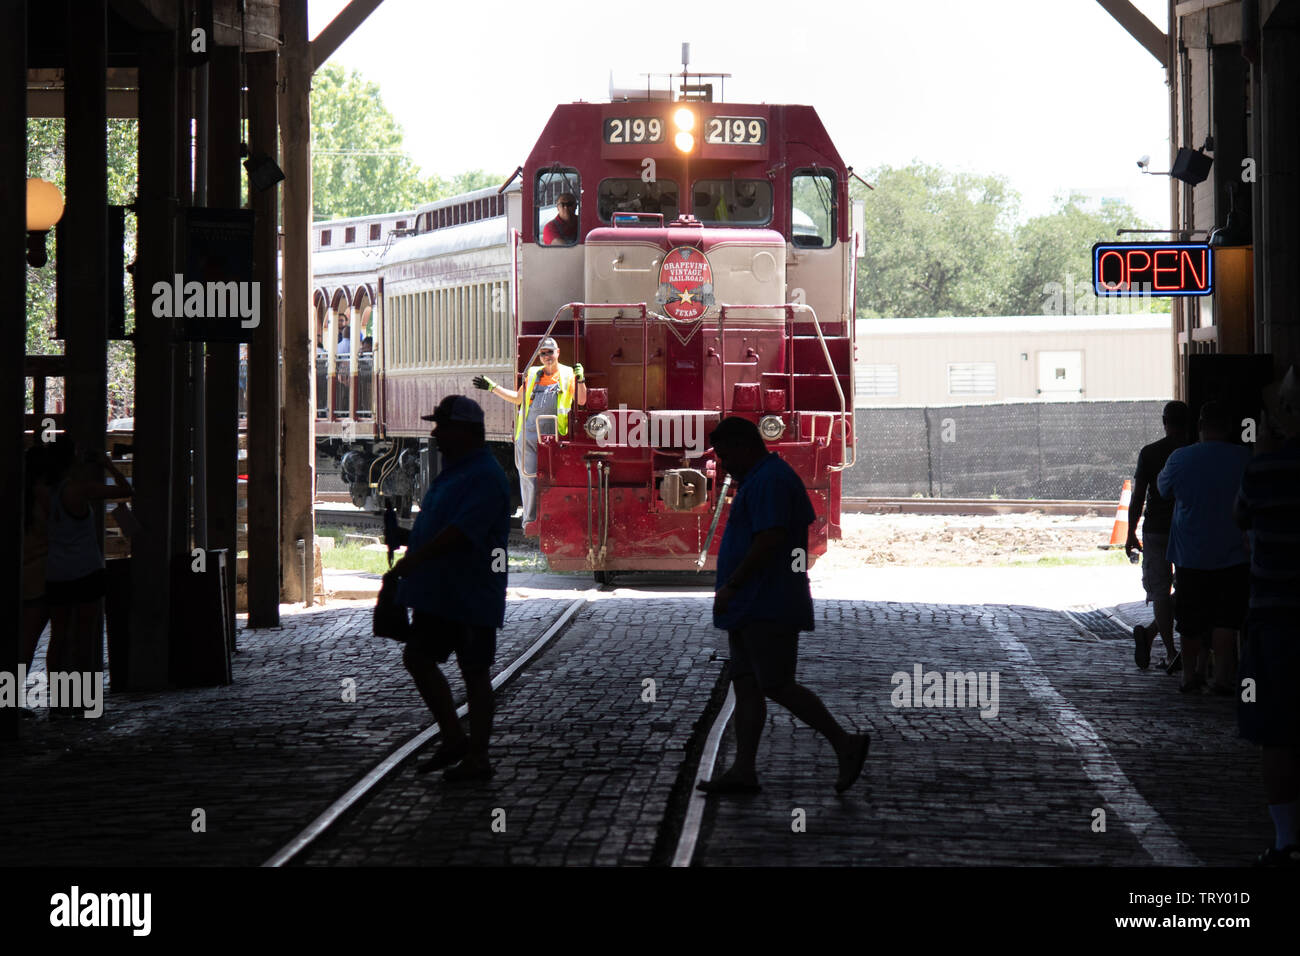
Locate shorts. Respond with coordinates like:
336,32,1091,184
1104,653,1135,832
1140,533,1173,601
409,611,497,672
727,620,799,691
45,569,106,607
1174,564,1249,637
1238,611,1300,748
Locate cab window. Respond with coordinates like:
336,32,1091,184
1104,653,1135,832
791,170,836,248
536,168,581,246
692,179,773,226
597,178,678,223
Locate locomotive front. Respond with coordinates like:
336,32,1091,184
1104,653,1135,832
514,95,858,574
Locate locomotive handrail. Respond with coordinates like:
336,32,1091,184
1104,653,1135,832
520,414,562,479
526,301,652,414
714,303,855,472
791,302,855,473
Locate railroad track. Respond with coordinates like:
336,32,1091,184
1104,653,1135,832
263,592,596,867
842,496,1112,516
317,496,1113,528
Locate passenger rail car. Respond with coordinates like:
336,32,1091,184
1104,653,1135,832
312,84,861,572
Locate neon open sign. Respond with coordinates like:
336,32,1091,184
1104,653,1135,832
1092,242,1213,297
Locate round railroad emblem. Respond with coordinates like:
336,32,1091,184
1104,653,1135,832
655,246,715,321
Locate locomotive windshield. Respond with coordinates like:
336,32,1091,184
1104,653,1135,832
536,168,581,245
597,178,679,222
692,179,773,226
791,170,837,248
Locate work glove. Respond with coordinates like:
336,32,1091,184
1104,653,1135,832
472,375,497,392
573,363,585,383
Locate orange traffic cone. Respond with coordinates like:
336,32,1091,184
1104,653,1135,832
1100,479,1133,549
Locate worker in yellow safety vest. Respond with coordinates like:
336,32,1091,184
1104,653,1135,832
474,336,586,527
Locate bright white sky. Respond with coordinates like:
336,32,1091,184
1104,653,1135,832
309,0,1173,226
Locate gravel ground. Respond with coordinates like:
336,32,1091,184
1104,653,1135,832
820,512,1123,568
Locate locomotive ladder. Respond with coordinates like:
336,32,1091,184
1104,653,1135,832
716,303,855,472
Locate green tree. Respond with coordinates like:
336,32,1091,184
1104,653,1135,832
854,162,1018,318
26,118,138,418
311,64,505,219
1008,193,1167,315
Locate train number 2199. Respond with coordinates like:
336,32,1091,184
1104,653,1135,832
705,117,767,145
604,117,664,144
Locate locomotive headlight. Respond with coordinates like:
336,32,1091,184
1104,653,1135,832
673,107,695,132
674,131,695,153
585,413,613,444
758,415,785,441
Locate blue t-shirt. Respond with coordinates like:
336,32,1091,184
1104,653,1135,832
1234,439,1300,611
1156,440,1251,570
713,453,816,632
397,446,511,628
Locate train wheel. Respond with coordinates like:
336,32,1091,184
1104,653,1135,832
594,570,615,586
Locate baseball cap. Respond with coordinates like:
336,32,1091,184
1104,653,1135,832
538,336,559,352
420,394,485,424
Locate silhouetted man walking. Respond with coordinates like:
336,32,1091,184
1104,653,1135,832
1127,400,1190,671
387,395,510,781
698,416,870,795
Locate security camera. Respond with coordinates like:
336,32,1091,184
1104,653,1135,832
1137,155,1150,169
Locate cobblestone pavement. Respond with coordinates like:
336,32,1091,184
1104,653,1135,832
694,599,1272,866
1,574,1272,867
0,596,570,867
299,592,725,866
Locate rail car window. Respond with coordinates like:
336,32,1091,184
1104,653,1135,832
692,179,772,226
791,171,836,248
597,178,678,223
536,168,581,246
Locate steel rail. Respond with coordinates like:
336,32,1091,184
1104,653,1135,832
671,686,735,867
263,593,593,867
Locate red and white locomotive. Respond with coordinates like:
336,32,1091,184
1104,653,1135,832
312,75,860,575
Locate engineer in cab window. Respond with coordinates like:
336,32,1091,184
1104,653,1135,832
543,192,579,245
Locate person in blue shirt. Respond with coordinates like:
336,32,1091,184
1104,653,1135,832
1234,366,1300,866
386,395,511,781
1157,401,1252,694
697,416,870,795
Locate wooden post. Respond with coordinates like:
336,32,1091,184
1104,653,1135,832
1,0,25,741
1257,14,1300,375
205,43,241,641
280,0,314,605
62,0,109,674
129,28,179,689
245,51,281,626
170,18,193,561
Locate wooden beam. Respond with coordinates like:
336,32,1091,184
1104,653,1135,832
205,43,241,644
62,0,109,675
1097,0,1170,68
245,50,281,626
2,0,26,741
1256,17,1300,373
169,19,193,564
280,0,314,604
128,27,178,690
310,0,385,72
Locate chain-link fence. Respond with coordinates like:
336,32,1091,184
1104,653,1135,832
847,400,1167,500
